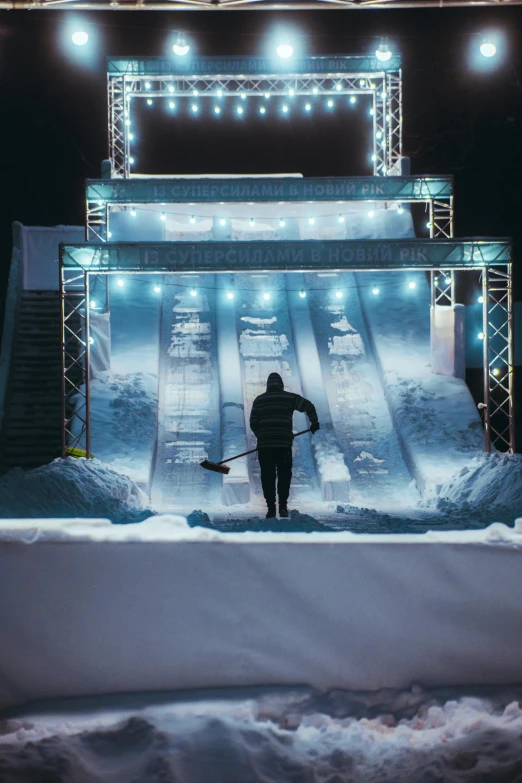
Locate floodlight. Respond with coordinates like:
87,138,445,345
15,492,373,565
375,42,392,62
372,287,380,295
299,291,306,298
263,292,271,301
480,40,496,58
154,285,162,293
72,31,89,46
277,43,293,59
172,33,190,57
116,278,124,287
408,281,416,290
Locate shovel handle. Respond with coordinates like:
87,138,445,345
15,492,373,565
219,428,311,465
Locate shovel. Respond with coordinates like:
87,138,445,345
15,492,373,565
200,429,311,475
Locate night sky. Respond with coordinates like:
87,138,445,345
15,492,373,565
0,8,521,305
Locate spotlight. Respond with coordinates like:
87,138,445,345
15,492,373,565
305,103,311,112
191,104,198,113
161,212,167,221
193,89,199,96
172,33,190,57
189,216,196,224
279,219,286,228
168,85,174,93
241,93,247,100
289,88,295,96
408,281,416,290
372,287,380,295
263,292,271,301
89,300,96,309
478,332,485,340
312,86,319,94
371,154,377,162
299,290,306,298
376,131,382,139
260,106,266,114
130,209,137,217
154,285,162,293
71,30,89,46
478,295,484,304
226,291,234,300
327,99,334,108
480,40,497,58
190,289,198,297
338,215,345,223
264,92,270,99
217,89,223,98
282,104,289,113
308,217,315,225
335,83,342,91
276,43,293,59
145,81,151,89
116,278,124,287
370,108,375,116
249,218,256,227
169,101,175,109
128,133,134,140
214,106,221,114
237,106,244,115
129,157,135,165
375,42,393,62
492,367,500,376
397,205,404,215
108,232,112,239
368,210,375,218
88,336,94,345
335,290,343,299
146,99,153,106
350,96,357,104
219,218,226,226
444,277,452,286
426,221,432,229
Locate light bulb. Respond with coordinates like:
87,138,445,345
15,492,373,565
161,213,166,221
89,300,96,309
335,291,343,299
279,219,286,228
276,43,293,59
263,292,271,301
492,367,500,376
327,99,334,108
145,82,151,90
191,104,198,113
168,85,174,93
146,99,153,106
190,289,197,297
308,217,315,225
282,104,289,113
478,295,484,304
237,106,244,115
217,89,223,98
189,216,196,224
372,287,380,295
408,281,416,290
338,215,345,223
305,103,311,112
260,106,266,114
335,83,342,91
130,209,137,217
116,279,124,288
154,285,162,293
172,34,190,57
478,332,485,340
480,41,496,58
313,86,319,94
226,291,234,300
169,101,175,109
350,96,357,104
72,31,89,46
129,157,135,165
299,290,306,298
214,106,221,114
375,42,393,62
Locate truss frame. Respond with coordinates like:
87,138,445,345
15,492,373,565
61,237,513,458
108,57,402,179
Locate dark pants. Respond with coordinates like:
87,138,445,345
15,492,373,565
258,447,293,508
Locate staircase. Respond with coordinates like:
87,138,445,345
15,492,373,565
0,291,63,472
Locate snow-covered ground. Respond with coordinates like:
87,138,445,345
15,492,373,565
2,687,522,782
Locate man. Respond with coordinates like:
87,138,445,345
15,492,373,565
250,372,320,519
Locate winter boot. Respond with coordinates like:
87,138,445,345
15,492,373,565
266,506,277,519
279,504,289,518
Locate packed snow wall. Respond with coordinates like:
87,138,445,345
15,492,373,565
1,519,522,710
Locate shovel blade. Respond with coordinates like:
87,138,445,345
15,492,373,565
200,459,230,475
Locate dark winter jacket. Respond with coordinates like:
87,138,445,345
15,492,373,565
250,373,318,449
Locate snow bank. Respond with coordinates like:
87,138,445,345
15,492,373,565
424,452,522,524
2,688,522,782
0,458,153,525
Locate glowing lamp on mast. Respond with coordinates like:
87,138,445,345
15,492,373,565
172,33,190,57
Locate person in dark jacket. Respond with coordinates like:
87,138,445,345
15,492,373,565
250,372,320,519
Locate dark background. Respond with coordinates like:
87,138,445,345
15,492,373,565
0,6,520,443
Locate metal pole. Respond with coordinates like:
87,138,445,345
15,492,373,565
60,266,67,458
85,272,91,459
482,267,490,452
507,262,515,453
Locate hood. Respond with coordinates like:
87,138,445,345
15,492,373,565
266,372,284,391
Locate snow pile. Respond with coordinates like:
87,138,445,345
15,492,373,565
187,508,330,532
0,458,153,525
424,452,522,525
2,689,522,782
